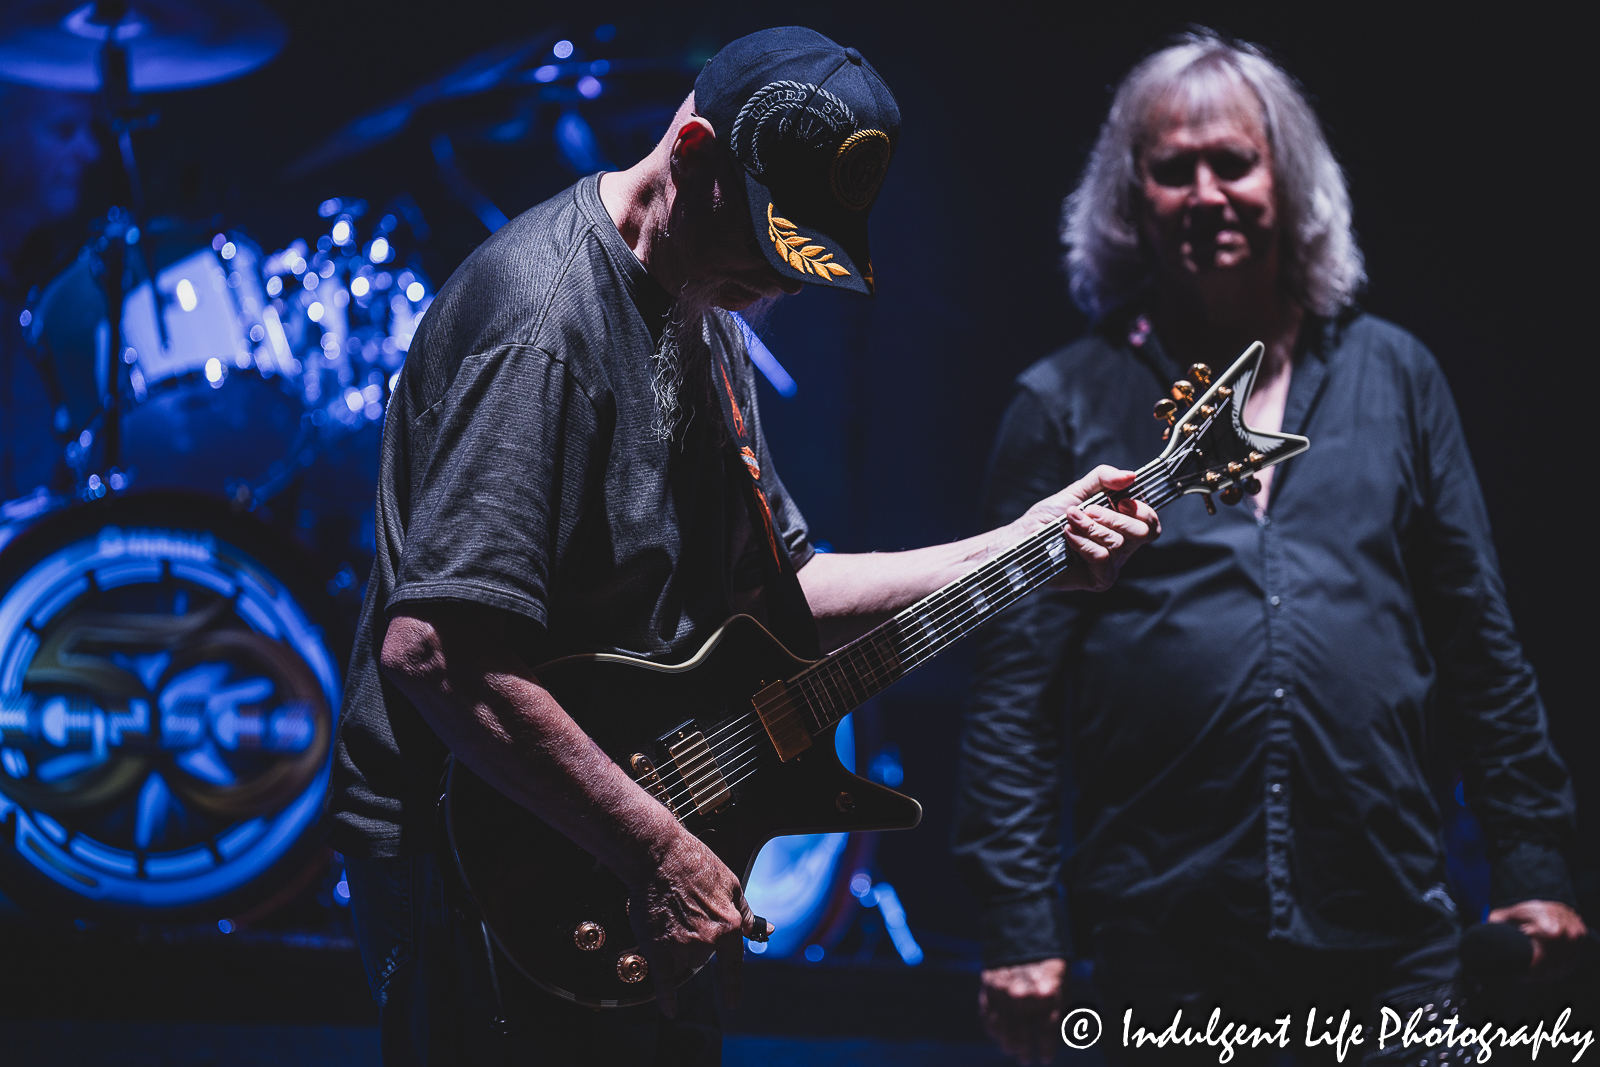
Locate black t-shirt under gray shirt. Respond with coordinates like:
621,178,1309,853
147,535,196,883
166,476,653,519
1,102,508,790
329,176,814,857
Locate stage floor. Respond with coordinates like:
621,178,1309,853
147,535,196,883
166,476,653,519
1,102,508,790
0,1022,1022,1066
0,919,1065,1066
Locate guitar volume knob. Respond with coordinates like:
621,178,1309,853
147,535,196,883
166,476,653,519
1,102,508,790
574,921,605,951
617,953,649,984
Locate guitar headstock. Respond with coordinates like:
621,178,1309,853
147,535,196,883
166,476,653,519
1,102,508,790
1131,342,1310,514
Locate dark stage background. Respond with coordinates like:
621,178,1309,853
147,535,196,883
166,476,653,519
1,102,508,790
2,0,1593,1058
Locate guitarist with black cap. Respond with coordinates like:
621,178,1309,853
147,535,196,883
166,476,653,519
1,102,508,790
329,27,1160,1066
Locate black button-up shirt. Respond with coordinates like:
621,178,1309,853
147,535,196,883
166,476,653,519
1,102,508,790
953,310,1576,967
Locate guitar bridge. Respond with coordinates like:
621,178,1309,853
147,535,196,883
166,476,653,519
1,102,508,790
667,730,730,814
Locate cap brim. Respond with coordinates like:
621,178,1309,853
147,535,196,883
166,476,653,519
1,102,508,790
743,171,875,296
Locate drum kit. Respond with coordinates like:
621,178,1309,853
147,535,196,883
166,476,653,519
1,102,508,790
0,0,434,923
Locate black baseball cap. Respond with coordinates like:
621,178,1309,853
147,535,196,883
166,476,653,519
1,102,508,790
695,27,899,296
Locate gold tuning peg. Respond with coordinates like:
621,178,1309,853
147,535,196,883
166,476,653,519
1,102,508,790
1153,398,1177,424
1188,363,1213,386
1170,380,1195,403
1220,484,1244,506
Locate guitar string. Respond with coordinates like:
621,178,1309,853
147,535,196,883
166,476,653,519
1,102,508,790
654,475,1202,813
650,411,1243,811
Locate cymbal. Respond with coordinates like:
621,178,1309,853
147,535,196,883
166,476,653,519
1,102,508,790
0,0,287,92
287,32,561,176
286,28,695,176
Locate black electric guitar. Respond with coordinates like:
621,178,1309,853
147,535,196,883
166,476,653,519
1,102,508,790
445,341,1309,1007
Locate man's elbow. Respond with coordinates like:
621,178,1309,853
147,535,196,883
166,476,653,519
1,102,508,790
379,613,446,689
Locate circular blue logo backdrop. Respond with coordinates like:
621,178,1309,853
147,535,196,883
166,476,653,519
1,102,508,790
0,523,339,912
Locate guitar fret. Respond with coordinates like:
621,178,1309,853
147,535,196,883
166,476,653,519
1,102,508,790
867,631,901,687
808,670,836,725
834,654,865,707
821,665,847,716
850,647,876,700
806,675,832,735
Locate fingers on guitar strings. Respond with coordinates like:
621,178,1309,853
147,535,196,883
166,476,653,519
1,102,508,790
1066,514,1118,557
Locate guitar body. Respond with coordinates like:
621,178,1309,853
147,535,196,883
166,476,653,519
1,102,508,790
444,614,922,1007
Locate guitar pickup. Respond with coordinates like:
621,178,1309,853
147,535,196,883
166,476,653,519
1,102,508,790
667,730,731,815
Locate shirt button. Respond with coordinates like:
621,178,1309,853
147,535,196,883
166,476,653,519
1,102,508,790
1270,782,1283,795
1273,688,1285,700
1269,595,1281,607
1257,514,1271,528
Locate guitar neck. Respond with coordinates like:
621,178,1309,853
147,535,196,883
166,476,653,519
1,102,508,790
785,458,1167,733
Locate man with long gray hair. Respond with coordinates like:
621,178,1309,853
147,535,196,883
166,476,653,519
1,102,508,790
955,30,1584,1065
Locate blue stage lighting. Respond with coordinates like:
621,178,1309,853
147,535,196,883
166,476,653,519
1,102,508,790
869,883,923,966
733,315,797,397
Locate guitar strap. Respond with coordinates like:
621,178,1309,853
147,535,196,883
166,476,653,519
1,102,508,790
708,325,820,660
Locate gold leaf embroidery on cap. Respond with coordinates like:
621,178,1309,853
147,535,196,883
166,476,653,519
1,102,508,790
830,129,892,211
767,204,851,279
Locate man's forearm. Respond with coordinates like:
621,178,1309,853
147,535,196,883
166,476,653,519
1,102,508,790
796,467,1157,649
380,610,680,886
797,537,991,642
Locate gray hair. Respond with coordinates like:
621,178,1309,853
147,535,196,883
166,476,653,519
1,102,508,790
1062,30,1364,319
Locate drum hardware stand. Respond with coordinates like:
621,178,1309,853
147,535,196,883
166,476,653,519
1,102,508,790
87,0,166,485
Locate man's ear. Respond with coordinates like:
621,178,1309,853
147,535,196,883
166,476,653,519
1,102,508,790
670,116,719,182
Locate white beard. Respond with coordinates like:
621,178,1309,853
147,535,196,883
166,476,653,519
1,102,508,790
648,310,698,442
649,281,720,443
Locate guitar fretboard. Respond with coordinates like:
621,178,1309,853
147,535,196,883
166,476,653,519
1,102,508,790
783,459,1164,734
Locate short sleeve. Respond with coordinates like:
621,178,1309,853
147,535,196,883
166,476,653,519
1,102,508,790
390,344,598,630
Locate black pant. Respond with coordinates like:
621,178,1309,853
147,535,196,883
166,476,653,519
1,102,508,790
346,852,721,1067
1093,920,1463,1067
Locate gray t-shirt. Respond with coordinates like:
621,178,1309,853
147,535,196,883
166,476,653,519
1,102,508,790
329,176,814,856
